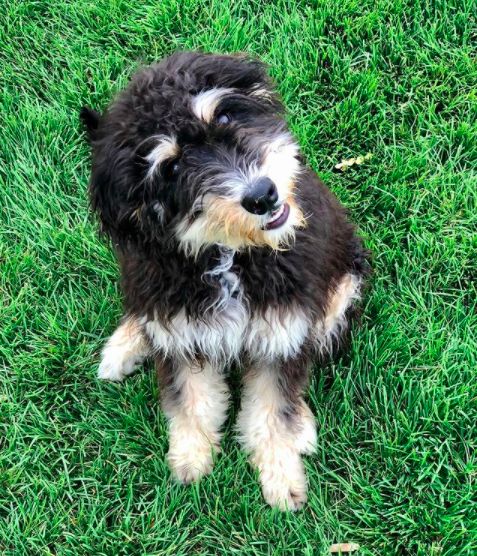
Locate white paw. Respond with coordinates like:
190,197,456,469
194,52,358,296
96,319,149,381
295,403,317,455
97,351,139,382
254,450,308,511
168,429,217,484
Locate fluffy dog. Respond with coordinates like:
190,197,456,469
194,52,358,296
80,51,369,510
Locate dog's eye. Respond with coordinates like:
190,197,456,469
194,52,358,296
162,158,180,180
216,112,231,125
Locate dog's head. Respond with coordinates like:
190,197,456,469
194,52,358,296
81,52,305,254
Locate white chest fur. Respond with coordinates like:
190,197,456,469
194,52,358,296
144,302,310,364
143,248,361,364
144,303,248,364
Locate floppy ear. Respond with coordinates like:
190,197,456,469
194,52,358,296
89,137,142,244
81,103,153,245
79,106,121,238
80,106,101,142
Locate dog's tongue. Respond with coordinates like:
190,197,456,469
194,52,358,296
264,203,290,230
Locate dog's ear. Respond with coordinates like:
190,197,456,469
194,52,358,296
89,138,141,244
80,107,101,142
82,101,146,245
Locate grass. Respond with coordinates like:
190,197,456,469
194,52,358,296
1,0,476,554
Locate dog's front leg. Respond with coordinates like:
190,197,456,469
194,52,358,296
158,359,230,484
237,363,317,511
98,316,150,381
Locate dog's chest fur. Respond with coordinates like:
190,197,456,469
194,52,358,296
142,246,360,363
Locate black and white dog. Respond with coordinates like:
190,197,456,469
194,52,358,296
81,52,369,510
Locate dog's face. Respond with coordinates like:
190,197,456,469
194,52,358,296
83,52,305,253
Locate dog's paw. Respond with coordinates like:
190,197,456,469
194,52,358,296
254,450,308,511
295,402,317,455
97,359,127,381
97,351,138,382
96,319,148,382
260,463,308,511
168,432,216,484
169,454,214,484
262,483,308,511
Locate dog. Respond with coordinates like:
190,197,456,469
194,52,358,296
80,51,369,510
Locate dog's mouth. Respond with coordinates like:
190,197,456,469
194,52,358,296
262,203,290,230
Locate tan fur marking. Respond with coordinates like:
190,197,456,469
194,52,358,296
312,273,361,352
192,88,234,123
324,274,360,332
146,136,180,179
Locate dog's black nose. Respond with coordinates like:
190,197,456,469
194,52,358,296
241,177,279,215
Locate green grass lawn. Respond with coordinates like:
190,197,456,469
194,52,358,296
1,0,476,554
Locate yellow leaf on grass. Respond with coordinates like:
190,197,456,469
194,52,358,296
329,542,360,553
335,153,372,171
